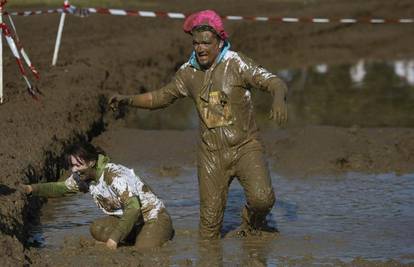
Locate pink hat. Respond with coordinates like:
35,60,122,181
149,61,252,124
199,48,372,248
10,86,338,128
183,10,228,40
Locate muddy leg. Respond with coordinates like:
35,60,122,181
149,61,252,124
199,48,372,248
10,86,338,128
89,216,120,242
134,209,174,250
236,148,275,232
198,149,231,239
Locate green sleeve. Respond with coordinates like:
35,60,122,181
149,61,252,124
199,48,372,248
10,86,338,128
31,182,77,198
109,196,142,243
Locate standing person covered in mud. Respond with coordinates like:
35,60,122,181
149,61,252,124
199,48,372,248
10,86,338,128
109,10,288,239
23,142,174,250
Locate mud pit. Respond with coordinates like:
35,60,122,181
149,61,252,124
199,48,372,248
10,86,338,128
1,0,414,266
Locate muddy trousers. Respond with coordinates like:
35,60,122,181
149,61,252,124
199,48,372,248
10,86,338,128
198,139,275,239
89,209,174,249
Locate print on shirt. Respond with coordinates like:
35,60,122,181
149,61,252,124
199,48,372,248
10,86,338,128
201,90,234,128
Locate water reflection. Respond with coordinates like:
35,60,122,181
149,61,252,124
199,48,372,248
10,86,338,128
394,60,414,85
350,60,366,85
125,59,414,129
314,64,328,74
282,59,414,127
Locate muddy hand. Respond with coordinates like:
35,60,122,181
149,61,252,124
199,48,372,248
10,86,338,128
19,184,33,194
106,238,117,250
108,94,130,112
270,98,288,126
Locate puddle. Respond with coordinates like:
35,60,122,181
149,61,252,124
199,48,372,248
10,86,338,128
125,59,414,130
28,168,414,264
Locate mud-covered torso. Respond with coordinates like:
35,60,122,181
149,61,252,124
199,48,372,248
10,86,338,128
181,51,262,150
151,49,283,150
65,163,164,221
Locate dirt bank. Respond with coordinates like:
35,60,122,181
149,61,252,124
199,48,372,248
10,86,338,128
0,0,413,265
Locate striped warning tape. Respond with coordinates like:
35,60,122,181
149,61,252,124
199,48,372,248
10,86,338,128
1,22,39,98
5,9,62,16
5,7,414,24
7,14,40,80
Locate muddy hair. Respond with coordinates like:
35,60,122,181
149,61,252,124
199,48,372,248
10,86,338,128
191,25,221,40
65,142,105,167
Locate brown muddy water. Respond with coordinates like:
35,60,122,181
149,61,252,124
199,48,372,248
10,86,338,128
28,60,414,265
29,168,414,264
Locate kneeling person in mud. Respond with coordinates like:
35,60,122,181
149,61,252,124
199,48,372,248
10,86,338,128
23,142,173,250
110,10,288,239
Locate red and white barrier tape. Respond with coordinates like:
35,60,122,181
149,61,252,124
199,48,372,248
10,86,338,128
7,14,40,80
1,23,39,98
5,7,414,24
5,9,62,16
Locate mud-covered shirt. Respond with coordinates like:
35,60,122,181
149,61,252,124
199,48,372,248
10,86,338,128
147,50,287,150
83,162,164,220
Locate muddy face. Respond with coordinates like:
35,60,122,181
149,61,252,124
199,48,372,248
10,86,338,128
70,155,89,173
192,31,222,70
70,163,95,193
70,155,96,182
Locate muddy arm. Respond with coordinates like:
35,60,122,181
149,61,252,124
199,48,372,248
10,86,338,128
238,53,288,95
110,69,188,110
147,69,189,109
108,196,142,243
239,53,288,124
125,85,184,110
266,78,288,124
128,92,154,109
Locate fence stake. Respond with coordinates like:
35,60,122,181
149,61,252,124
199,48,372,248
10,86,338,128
52,0,68,66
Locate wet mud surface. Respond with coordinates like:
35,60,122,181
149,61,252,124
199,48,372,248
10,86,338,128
26,127,414,266
0,0,414,265
29,162,414,265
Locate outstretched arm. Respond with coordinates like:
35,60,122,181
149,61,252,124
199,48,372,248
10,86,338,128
109,69,189,111
108,92,154,110
29,182,74,197
25,172,80,198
